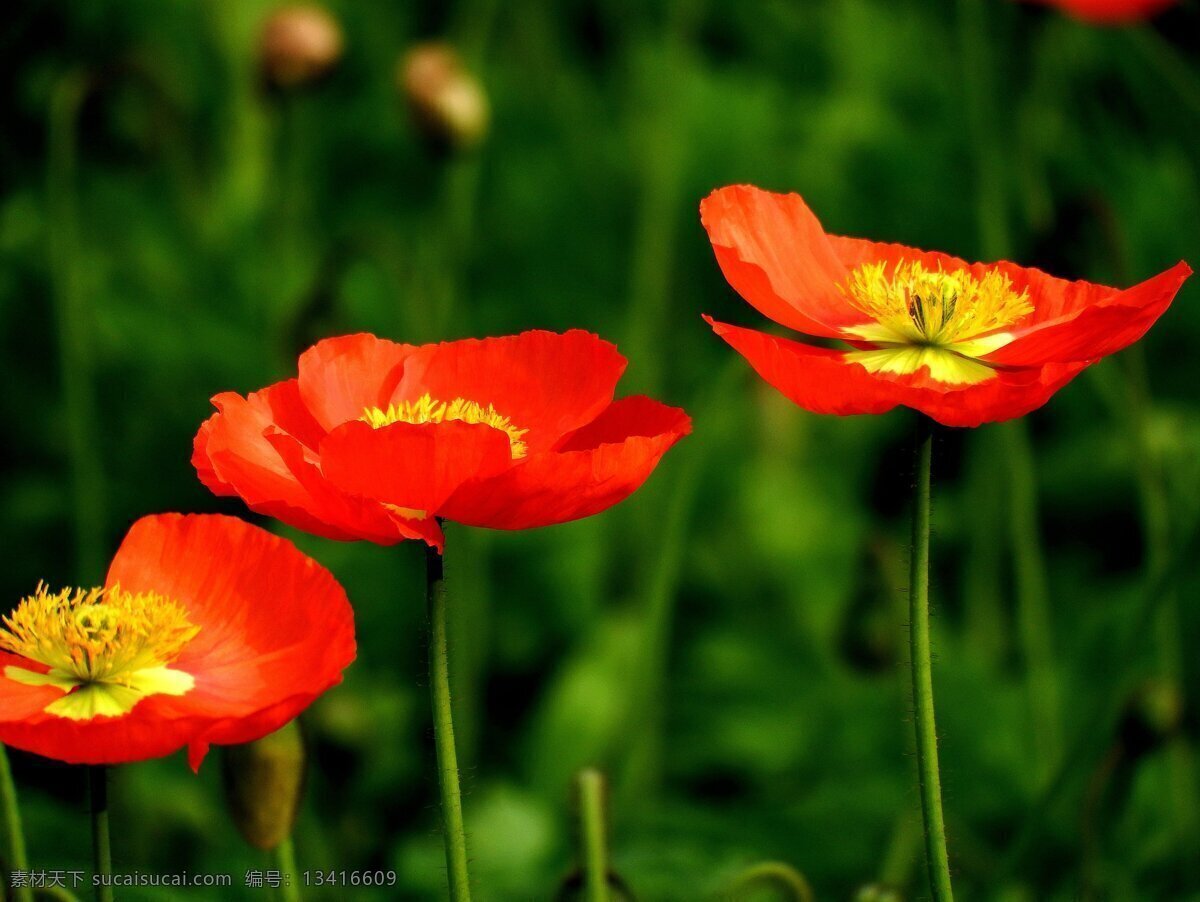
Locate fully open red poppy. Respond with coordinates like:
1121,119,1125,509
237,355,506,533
0,514,354,769
701,185,1190,427
194,330,691,551
1025,0,1175,23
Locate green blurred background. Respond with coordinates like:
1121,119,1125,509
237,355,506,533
2,0,1199,898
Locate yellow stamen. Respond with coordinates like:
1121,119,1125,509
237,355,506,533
839,261,1032,385
1,583,198,720
361,393,528,459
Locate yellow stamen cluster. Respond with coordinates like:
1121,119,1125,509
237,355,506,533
361,393,529,459
842,261,1032,347
1,584,198,686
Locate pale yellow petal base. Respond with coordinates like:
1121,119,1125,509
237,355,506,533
6,664,194,721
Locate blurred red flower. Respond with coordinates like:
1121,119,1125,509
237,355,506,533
194,330,690,550
702,185,1190,427
0,514,354,769
1027,0,1176,23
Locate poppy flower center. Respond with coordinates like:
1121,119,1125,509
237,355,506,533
839,261,1033,385
361,393,529,459
1,584,199,721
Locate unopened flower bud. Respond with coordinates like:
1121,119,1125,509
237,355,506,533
1118,678,1184,760
855,883,904,902
222,720,306,850
398,43,489,154
259,5,343,92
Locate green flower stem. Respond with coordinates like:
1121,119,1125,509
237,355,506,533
0,744,33,902
909,418,954,902
273,837,301,902
88,766,113,902
425,541,472,902
576,769,609,902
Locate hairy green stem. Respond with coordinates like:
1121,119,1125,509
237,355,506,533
909,419,954,902
0,745,33,902
576,769,609,902
425,542,472,902
89,766,113,902
274,836,301,902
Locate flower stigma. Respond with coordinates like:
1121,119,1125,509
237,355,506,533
1,584,199,720
840,261,1033,384
361,393,529,459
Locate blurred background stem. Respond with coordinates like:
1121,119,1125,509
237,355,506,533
425,542,472,902
908,418,954,902
723,862,814,902
0,745,32,902
1116,346,1199,866
48,70,107,584
576,768,609,902
89,766,112,902
956,0,1063,779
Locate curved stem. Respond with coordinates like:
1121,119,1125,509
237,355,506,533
425,541,472,902
724,862,814,902
909,419,954,902
0,744,33,902
88,766,113,902
273,836,301,902
576,769,609,902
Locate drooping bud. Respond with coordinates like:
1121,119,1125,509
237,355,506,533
854,884,904,902
222,720,306,850
397,43,489,154
259,5,344,92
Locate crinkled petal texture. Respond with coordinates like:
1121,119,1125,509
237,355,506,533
1029,0,1175,24
702,185,1191,427
0,514,355,768
193,331,691,548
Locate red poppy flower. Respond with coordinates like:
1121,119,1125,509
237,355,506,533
1025,0,1175,23
701,185,1190,428
0,514,354,770
193,330,691,551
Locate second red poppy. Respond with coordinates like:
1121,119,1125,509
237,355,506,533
701,185,1189,427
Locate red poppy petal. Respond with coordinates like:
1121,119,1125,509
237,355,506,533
1030,0,1175,23
391,330,628,454
320,420,514,514
440,398,690,529
0,654,64,722
0,697,214,766
701,186,870,339
826,235,973,274
192,387,345,540
298,333,415,431
264,431,445,548
985,262,1191,366
706,317,1090,428
108,514,354,671
555,395,692,451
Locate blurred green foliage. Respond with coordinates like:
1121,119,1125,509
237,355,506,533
2,0,1199,899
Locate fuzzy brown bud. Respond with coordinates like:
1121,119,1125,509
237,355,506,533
259,5,343,91
398,43,489,154
222,721,306,850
